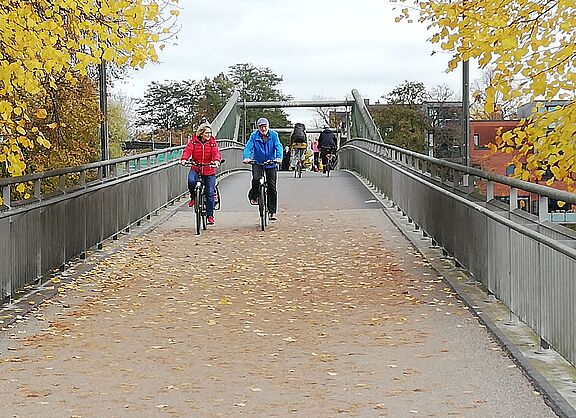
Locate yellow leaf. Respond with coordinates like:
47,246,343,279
36,108,48,119
218,297,232,305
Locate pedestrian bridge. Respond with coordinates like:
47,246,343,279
1,91,575,416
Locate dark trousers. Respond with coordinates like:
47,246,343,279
249,165,278,214
188,171,216,217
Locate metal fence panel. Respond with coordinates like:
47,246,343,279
540,247,576,366
0,218,10,299
510,230,540,331
102,185,119,241
117,182,130,231
466,210,489,281
65,196,86,259
41,202,66,274
12,212,40,291
85,190,103,248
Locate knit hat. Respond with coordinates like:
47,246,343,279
196,122,212,136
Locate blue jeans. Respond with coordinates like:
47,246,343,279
290,148,306,168
187,171,216,217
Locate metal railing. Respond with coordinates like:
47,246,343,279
340,137,576,367
350,89,383,142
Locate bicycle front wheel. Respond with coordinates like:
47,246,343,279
201,199,207,230
195,187,202,235
259,184,267,231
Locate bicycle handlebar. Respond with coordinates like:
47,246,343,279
182,158,225,167
244,159,279,166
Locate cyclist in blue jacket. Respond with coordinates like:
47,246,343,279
242,117,283,221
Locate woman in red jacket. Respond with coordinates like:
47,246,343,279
179,122,222,225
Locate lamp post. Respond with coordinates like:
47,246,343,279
462,60,470,167
98,59,109,176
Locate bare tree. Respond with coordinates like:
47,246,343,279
470,67,521,120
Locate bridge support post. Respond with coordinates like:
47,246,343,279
484,290,497,303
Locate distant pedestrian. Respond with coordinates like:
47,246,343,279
312,139,319,172
281,145,290,171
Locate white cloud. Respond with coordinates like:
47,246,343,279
114,0,481,124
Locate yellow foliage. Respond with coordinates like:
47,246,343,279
398,0,576,189
0,0,180,178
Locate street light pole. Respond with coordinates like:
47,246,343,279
462,60,470,167
99,59,109,176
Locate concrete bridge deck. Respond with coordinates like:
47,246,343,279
0,170,563,417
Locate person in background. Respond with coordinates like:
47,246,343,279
242,117,283,221
311,138,320,172
281,145,291,171
179,122,221,225
290,122,307,170
318,126,337,174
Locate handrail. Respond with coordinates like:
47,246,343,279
346,137,576,205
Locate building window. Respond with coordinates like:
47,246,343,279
505,164,515,176
473,133,479,147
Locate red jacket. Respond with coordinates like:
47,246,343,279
181,135,222,176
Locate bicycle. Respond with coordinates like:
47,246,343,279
247,159,276,231
292,146,306,179
324,150,338,178
183,159,224,235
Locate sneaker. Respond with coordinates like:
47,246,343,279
249,199,258,205
188,199,195,207
269,213,277,221
207,216,215,225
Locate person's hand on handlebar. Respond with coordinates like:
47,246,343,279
242,158,252,164
179,159,188,166
212,160,220,168
274,158,282,164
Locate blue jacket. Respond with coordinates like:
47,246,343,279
243,129,283,168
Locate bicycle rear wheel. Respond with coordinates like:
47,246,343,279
195,187,202,235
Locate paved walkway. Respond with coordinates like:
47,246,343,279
0,171,559,417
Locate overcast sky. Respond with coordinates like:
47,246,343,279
115,0,480,124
